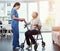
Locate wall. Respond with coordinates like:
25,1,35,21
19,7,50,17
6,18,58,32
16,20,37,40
54,0,60,26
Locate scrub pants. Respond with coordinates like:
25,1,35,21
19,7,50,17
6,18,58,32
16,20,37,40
12,25,19,48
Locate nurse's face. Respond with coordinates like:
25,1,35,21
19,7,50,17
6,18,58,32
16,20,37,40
16,5,20,10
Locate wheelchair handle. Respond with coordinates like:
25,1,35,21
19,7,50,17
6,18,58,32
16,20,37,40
24,24,29,30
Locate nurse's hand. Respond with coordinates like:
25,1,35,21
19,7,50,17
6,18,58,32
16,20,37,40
19,18,27,24
19,18,25,21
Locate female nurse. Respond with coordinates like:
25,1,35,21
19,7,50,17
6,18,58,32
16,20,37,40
11,2,26,49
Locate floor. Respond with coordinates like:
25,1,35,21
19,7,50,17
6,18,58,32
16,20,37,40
0,32,60,51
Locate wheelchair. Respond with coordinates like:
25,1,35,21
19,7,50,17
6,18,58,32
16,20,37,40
20,24,45,51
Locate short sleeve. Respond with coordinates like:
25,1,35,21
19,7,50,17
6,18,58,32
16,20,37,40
11,9,16,15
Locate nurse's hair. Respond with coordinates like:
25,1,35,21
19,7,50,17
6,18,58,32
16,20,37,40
13,2,20,8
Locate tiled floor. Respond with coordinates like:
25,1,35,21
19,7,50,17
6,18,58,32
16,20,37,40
0,32,60,51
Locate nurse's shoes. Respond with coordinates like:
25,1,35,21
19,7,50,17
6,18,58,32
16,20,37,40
13,47,20,49
16,47,20,49
18,45,21,47
13,45,21,49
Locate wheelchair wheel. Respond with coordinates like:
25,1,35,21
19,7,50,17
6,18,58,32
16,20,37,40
42,41,45,48
34,43,38,51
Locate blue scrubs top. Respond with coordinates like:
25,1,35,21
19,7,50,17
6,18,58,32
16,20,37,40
11,9,19,27
11,9,19,48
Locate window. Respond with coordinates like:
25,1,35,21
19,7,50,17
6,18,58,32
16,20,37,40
39,1,49,24
18,3,27,32
39,1,55,31
6,2,14,20
28,2,38,22
0,3,5,16
0,1,55,32
39,1,49,30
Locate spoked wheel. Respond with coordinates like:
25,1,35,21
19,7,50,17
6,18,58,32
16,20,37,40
42,41,45,48
34,43,38,51
20,43,24,49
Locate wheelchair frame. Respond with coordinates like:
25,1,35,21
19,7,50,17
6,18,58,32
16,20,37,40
20,24,45,51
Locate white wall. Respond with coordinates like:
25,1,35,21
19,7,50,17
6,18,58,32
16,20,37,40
54,0,60,26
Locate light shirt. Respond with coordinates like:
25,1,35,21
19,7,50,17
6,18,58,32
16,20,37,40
30,17,41,30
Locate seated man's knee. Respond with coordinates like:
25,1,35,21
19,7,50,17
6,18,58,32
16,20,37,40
25,31,28,36
25,31,31,36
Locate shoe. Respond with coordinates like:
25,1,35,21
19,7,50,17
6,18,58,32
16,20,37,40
26,45,31,49
15,47,20,49
13,46,20,50
18,45,21,47
13,47,20,49
34,43,38,51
